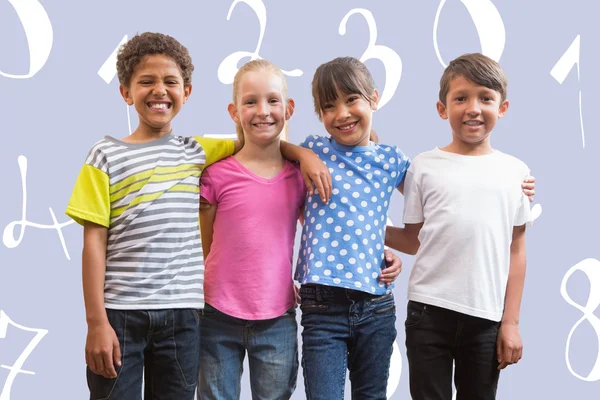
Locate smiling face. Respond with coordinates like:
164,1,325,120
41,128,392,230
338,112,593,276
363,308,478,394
120,54,191,138
320,89,378,147
437,75,508,149
228,69,292,146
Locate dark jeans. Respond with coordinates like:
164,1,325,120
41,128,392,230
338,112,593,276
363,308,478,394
197,303,298,400
87,308,201,400
405,301,501,400
300,284,397,400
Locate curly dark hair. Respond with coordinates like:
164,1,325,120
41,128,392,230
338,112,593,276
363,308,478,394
116,32,194,87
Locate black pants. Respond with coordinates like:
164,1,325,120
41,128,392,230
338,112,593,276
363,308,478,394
405,301,501,400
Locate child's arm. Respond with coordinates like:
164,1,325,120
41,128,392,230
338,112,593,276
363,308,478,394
280,141,332,204
199,197,217,258
497,224,527,370
82,222,121,379
385,223,422,255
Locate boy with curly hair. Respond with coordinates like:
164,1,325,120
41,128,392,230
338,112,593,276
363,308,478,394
65,32,236,399
66,31,332,399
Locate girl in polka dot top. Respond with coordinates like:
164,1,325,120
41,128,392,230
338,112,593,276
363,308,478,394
295,56,410,399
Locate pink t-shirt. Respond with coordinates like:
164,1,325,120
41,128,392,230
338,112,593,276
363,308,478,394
201,156,306,320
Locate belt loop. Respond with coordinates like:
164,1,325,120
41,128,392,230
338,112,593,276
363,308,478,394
316,285,323,302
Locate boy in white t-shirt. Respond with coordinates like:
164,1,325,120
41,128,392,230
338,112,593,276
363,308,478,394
386,53,530,400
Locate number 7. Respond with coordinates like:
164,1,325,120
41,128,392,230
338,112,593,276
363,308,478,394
0,310,48,400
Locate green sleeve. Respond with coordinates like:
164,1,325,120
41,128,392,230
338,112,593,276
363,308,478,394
65,164,111,227
193,136,235,169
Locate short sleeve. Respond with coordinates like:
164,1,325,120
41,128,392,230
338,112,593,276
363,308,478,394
402,166,424,224
200,166,218,205
65,164,111,227
393,146,411,189
300,135,319,150
193,136,235,168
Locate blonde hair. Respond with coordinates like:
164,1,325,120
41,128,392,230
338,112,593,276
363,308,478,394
231,59,290,146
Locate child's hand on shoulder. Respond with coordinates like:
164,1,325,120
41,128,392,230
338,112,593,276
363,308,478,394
298,148,332,204
380,249,403,285
496,321,523,370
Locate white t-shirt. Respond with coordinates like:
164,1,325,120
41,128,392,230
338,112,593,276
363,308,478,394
403,147,530,322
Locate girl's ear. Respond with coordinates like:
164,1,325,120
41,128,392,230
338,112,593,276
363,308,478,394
371,89,380,111
285,98,295,120
227,102,240,123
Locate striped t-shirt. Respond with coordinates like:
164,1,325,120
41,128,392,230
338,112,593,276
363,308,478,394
66,133,234,310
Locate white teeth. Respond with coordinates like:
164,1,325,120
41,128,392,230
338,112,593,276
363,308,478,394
339,122,357,130
150,103,168,109
464,121,482,126
254,123,273,127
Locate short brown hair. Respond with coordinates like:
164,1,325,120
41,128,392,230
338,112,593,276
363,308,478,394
116,32,194,88
231,59,289,145
312,57,377,118
439,53,507,105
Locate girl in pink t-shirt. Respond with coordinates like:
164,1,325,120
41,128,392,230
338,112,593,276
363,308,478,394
197,59,306,399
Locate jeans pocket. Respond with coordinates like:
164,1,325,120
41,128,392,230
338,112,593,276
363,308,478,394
491,321,501,334
192,309,201,324
371,294,396,315
373,304,396,315
405,301,424,328
172,310,200,389
370,293,393,304
284,306,297,316
87,367,123,400
202,303,217,316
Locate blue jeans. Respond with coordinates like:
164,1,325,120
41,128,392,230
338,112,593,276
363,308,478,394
299,284,397,400
197,303,298,400
87,308,201,400
405,301,501,400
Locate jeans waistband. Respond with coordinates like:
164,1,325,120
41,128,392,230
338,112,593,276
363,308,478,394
300,284,390,302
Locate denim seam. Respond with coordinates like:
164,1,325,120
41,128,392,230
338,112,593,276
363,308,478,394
301,348,314,400
340,348,347,399
172,309,196,388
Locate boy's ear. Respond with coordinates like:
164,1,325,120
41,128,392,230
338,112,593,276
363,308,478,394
498,100,509,118
436,101,448,119
227,102,240,123
183,84,192,104
371,89,380,110
120,85,134,106
285,98,295,120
